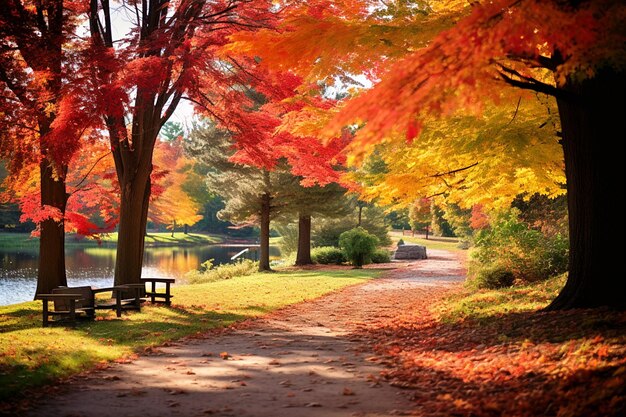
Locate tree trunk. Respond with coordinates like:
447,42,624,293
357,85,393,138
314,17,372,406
114,175,151,286
548,69,625,309
357,205,363,227
184,224,188,234
35,158,68,296
295,213,312,265
171,220,176,237
258,192,272,272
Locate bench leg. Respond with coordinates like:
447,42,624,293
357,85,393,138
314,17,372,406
165,282,171,306
42,300,49,328
116,296,122,317
69,299,77,326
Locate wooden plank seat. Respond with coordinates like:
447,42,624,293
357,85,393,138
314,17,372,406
141,278,175,305
36,285,129,327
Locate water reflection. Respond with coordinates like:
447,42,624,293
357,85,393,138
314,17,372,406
0,244,279,306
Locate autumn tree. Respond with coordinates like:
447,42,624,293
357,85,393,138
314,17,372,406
149,139,202,235
409,198,432,238
87,0,277,285
0,0,100,294
235,0,625,309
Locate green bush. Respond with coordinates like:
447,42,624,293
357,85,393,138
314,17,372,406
312,207,391,247
186,259,258,283
473,266,515,289
397,238,405,246
339,227,379,268
371,249,391,263
311,246,346,264
470,209,568,283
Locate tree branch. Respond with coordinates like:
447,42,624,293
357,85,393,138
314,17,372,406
496,63,577,101
429,162,479,178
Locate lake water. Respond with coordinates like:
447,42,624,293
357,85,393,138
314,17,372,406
0,244,280,306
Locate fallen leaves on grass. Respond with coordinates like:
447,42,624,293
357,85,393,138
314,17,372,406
355,287,626,417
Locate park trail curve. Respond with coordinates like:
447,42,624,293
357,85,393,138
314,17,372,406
27,249,465,417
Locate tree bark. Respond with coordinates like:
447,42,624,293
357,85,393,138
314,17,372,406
258,192,272,272
113,174,151,286
548,69,625,309
36,158,68,295
295,213,313,265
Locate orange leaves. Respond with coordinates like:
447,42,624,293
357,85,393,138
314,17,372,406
357,289,626,417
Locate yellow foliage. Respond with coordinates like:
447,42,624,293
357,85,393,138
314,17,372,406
347,94,565,210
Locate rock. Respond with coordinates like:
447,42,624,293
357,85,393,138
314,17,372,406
393,244,427,260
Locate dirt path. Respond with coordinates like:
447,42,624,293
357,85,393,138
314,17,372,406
26,249,465,417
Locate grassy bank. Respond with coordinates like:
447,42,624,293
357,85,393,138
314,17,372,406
0,268,379,402
435,273,567,322
0,232,224,249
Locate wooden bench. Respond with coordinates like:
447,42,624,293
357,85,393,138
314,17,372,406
36,285,129,327
36,293,86,327
117,283,145,311
141,278,175,305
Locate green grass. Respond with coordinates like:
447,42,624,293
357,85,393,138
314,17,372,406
434,273,566,322
0,268,379,400
391,232,465,252
0,232,224,248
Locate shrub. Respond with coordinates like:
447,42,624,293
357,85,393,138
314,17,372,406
470,209,568,283
473,266,515,289
371,249,391,263
339,227,379,268
186,259,258,284
313,207,391,247
311,246,346,264
397,238,405,246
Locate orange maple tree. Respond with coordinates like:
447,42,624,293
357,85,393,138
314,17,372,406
233,0,626,308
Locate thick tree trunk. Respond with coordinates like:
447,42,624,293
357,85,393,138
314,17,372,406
114,175,151,286
295,214,312,265
184,224,188,234
258,192,272,272
548,69,625,309
357,205,363,227
35,159,68,296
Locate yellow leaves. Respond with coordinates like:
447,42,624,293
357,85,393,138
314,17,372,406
347,94,565,210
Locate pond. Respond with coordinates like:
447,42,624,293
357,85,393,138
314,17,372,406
0,244,280,306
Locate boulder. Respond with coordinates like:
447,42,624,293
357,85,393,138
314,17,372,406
393,244,427,260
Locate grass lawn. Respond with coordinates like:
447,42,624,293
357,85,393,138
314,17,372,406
434,274,567,322
0,231,224,249
0,268,379,401
389,230,465,252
